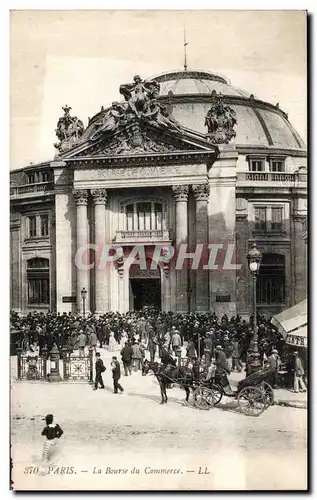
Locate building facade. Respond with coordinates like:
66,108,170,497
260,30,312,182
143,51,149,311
10,70,307,318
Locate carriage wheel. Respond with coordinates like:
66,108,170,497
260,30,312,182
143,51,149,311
261,381,274,407
209,383,223,406
237,386,266,417
193,387,215,410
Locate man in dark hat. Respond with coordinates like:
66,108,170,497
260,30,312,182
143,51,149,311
121,341,133,376
93,352,105,390
215,345,234,395
111,356,124,394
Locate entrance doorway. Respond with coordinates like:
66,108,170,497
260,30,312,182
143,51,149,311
129,264,161,311
130,279,161,311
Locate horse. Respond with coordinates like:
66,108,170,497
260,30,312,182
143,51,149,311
142,359,195,405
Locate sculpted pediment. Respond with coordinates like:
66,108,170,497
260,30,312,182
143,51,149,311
57,74,217,162
63,120,215,160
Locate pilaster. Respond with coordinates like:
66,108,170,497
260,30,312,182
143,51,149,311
192,183,209,312
52,161,76,313
208,145,238,317
91,188,108,314
73,189,90,314
172,185,189,313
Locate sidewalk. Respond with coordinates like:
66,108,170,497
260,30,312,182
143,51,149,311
229,371,307,409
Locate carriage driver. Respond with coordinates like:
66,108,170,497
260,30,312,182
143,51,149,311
215,345,235,396
160,346,178,384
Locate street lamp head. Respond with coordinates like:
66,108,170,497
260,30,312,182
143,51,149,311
81,287,87,298
247,242,262,274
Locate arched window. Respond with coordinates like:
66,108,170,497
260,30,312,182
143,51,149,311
125,202,163,231
27,258,49,305
256,253,285,305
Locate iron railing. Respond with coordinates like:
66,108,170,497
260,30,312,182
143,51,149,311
237,172,295,183
10,182,54,197
115,229,170,242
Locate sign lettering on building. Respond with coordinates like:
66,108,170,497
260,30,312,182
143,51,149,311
74,164,206,183
286,334,307,347
62,296,77,303
216,294,231,302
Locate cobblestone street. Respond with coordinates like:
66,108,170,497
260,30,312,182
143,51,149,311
11,351,307,491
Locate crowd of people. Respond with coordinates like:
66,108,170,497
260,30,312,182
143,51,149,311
10,308,306,392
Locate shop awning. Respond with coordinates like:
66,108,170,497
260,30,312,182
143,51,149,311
271,299,307,347
285,325,307,348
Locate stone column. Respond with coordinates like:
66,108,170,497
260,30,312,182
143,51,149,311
293,214,307,303
91,189,108,315
73,189,90,314
172,185,189,313
208,145,238,317
193,183,210,312
53,162,76,314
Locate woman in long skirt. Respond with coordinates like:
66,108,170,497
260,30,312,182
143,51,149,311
108,331,117,352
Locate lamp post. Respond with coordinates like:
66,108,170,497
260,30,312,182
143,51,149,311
81,287,87,318
247,242,262,374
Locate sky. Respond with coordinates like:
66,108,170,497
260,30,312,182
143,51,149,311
10,10,307,170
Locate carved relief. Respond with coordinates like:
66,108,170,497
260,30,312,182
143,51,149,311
85,121,183,157
205,93,237,145
91,189,108,205
54,105,85,152
160,246,173,278
192,183,210,201
236,198,248,211
72,189,88,206
88,75,182,147
172,185,189,202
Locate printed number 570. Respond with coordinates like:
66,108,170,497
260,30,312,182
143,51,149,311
24,467,39,474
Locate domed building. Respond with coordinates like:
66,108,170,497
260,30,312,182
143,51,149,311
10,69,307,318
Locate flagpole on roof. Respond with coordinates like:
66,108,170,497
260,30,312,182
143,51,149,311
183,20,188,71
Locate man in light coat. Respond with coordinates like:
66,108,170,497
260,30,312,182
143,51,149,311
293,351,306,393
78,331,86,358
89,331,98,354
131,341,142,371
171,329,182,355
266,348,280,388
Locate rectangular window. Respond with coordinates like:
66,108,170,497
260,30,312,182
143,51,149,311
137,202,151,230
126,204,134,231
250,160,264,172
28,216,37,237
271,207,283,231
27,173,35,184
41,171,49,182
40,215,49,236
254,207,267,231
270,160,284,172
27,278,49,304
154,203,163,230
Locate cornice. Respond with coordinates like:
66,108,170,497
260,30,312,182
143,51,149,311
65,150,216,168
158,93,290,120
236,145,307,157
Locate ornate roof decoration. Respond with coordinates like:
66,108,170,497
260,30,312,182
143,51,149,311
205,93,237,145
81,121,185,157
54,105,85,153
88,75,182,143
61,117,219,165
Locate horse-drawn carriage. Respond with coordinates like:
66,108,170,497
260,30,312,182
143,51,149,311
193,367,275,416
142,356,275,417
